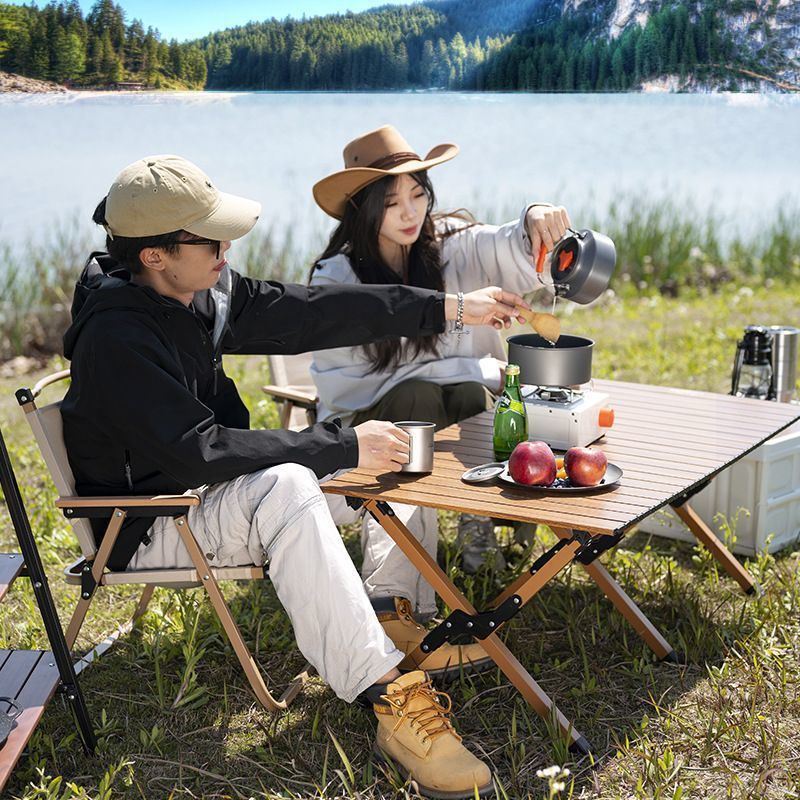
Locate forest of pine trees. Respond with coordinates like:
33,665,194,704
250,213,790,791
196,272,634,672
0,0,744,92
477,3,737,91
198,2,737,91
0,0,206,87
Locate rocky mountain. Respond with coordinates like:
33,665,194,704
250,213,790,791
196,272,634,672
558,0,799,89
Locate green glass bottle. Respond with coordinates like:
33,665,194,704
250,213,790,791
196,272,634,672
493,364,528,461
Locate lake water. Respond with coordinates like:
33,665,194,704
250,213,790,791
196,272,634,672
1,91,798,259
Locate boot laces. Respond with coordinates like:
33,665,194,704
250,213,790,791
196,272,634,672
396,598,423,630
383,676,459,744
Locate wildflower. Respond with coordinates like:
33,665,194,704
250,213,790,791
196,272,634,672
553,781,566,792
536,765,561,778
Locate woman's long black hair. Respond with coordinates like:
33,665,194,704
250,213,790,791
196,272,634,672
312,170,468,374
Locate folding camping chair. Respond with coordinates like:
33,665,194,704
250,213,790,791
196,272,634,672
16,370,312,712
263,354,318,431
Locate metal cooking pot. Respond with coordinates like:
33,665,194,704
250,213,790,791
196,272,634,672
507,333,594,387
548,229,616,305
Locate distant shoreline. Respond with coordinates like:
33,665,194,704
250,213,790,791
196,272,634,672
0,71,69,94
2,69,793,96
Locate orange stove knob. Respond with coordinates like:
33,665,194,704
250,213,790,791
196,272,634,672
598,407,615,428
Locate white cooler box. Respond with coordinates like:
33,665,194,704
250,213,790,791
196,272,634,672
637,421,800,556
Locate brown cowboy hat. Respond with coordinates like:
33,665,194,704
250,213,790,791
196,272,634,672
313,125,458,220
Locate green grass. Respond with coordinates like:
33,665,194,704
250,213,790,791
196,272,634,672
1,283,799,798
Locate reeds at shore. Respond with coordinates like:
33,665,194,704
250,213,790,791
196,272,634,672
1,197,798,361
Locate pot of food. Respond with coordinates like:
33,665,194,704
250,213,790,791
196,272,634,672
507,333,594,387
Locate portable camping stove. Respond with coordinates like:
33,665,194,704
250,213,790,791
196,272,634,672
521,384,615,450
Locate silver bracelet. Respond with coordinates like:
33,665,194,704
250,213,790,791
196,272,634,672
453,291,469,337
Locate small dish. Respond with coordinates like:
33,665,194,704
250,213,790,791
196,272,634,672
461,462,507,483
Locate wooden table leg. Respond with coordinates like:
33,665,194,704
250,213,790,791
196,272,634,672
363,500,592,755
671,503,758,594
582,561,677,661
551,527,677,662
478,630,591,755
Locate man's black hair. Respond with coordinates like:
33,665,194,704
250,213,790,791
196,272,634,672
93,197,183,274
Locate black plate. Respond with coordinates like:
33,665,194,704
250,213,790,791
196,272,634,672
498,462,622,493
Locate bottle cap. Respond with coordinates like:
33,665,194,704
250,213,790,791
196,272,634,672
506,364,520,376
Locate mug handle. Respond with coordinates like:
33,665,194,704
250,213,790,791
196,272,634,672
407,432,413,465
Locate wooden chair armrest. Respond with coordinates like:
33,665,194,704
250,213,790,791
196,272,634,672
30,369,71,399
262,384,318,409
56,494,200,509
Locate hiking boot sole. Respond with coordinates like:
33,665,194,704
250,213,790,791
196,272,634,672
373,743,495,800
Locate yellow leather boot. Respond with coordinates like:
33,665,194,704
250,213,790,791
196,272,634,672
373,671,493,799
374,597,493,678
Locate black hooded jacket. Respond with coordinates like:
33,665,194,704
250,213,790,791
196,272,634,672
62,254,447,569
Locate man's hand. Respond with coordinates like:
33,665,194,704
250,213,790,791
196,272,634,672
525,204,571,255
354,420,410,472
445,287,529,330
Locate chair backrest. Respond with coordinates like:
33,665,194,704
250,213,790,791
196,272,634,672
267,353,315,389
266,353,318,431
19,376,97,560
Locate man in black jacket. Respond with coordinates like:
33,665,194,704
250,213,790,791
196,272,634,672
62,155,527,799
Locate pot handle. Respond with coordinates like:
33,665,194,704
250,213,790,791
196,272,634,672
536,242,548,273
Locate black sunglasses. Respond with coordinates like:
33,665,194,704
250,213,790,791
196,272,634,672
179,238,221,259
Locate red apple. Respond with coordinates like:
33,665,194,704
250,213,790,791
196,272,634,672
509,441,557,486
564,447,608,487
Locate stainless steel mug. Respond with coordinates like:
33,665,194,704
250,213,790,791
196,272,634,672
396,421,435,473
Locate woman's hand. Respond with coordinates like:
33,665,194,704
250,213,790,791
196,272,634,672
445,287,529,330
525,204,571,255
354,420,410,472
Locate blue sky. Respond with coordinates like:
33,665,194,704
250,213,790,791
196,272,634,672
5,1,414,40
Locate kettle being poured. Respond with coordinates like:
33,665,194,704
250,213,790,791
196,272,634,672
536,228,617,305
515,228,617,345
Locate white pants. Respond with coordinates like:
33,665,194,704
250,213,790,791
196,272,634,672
128,464,403,703
361,504,438,621
324,496,438,621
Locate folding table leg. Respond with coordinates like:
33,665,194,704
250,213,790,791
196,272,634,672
671,503,758,594
547,527,677,662
362,500,592,755
581,561,677,661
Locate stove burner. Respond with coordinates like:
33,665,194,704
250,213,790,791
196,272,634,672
525,386,584,404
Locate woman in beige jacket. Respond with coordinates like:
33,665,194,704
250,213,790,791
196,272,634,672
310,125,571,676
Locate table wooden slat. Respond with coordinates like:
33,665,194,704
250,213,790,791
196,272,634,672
0,554,24,605
324,380,800,535
0,650,61,793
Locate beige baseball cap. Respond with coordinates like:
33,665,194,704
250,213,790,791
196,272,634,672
104,155,261,240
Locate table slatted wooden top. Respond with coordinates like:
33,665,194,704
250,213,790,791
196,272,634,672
324,379,800,536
